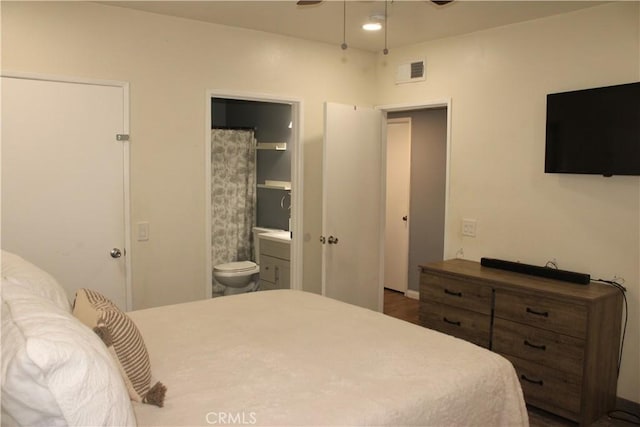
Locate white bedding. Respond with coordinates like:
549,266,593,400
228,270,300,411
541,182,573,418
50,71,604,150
129,290,528,426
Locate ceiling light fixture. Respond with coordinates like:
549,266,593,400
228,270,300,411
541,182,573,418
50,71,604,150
362,22,382,31
363,13,384,32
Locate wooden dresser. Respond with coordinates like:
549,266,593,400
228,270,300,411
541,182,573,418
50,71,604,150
419,259,622,426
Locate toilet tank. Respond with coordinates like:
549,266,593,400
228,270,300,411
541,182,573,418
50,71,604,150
252,226,282,262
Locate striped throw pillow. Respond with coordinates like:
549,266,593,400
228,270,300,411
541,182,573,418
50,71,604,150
73,288,166,407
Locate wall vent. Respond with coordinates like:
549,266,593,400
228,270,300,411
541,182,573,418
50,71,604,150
395,59,426,84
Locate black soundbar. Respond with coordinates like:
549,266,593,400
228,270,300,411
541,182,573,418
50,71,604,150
480,257,590,285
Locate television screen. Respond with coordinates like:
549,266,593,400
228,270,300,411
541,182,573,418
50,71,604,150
545,82,640,176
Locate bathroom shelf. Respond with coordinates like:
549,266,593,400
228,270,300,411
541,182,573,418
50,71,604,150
256,142,287,151
257,180,291,191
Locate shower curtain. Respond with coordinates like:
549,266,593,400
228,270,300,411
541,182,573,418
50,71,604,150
211,129,256,273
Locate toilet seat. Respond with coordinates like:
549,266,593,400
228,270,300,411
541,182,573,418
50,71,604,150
214,261,258,273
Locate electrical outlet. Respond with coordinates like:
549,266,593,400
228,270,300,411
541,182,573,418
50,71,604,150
462,219,477,237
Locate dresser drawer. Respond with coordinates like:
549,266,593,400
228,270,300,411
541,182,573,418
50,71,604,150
494,290,587,338
493,318,585,376
420,273,493,315
420,302,491,348
505,354,582,421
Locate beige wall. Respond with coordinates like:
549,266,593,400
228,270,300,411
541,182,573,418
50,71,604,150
375,2,639,402
2,0,639,402
1,1,376,308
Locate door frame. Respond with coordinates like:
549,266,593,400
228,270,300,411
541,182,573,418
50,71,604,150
377,99,452,300
204,90,304,298
1,71,133,310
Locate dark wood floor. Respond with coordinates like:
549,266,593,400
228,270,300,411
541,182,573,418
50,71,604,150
382,287,420,325
382,288,639,427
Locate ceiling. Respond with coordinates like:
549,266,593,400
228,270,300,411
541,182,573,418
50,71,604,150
103,1,604,53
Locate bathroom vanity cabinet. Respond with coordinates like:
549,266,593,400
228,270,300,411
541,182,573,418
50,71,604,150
259,237,290,290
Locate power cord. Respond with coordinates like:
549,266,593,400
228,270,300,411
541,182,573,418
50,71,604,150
543,262,637,423
546,258,627,375
592,277,627,376
591,277,639,425
606,409,640,425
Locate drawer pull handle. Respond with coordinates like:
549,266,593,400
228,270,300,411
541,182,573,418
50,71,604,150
526,307,549,317
443,317,461,326
520,374,544,386
444,289,462,297
524,340,547,351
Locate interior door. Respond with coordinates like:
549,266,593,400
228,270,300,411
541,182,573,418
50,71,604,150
322,102,383,311
384,118,411,292
1,76,130,310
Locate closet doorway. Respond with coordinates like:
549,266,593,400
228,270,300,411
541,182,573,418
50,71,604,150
383,104,449,298
321,100,449,310
204,92,302,299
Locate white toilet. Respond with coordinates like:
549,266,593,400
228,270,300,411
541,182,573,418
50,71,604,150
213,226,276,296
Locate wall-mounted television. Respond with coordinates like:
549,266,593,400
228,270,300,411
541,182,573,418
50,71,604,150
545,82,640,177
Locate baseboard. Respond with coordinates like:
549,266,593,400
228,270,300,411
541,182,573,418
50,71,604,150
405,289,419,300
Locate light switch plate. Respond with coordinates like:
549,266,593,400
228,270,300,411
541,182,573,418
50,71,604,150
462,219,477,237
137,221,149,241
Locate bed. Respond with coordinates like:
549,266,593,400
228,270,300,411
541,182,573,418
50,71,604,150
1,251,529,426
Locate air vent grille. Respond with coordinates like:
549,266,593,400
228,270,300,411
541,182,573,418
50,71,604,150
411,61,424,79
395,59,426,84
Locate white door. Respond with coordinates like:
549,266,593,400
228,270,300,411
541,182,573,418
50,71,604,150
322,103,383,311
1,76,130,310
384,118,411,292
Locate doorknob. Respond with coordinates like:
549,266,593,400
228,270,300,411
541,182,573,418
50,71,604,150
320,235,339,244
110,248,122,258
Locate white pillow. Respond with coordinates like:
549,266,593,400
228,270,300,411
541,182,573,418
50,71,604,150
1,250,71,312
1,281,136,427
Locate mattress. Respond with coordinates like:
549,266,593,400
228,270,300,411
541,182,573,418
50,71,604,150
129,290,528,426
